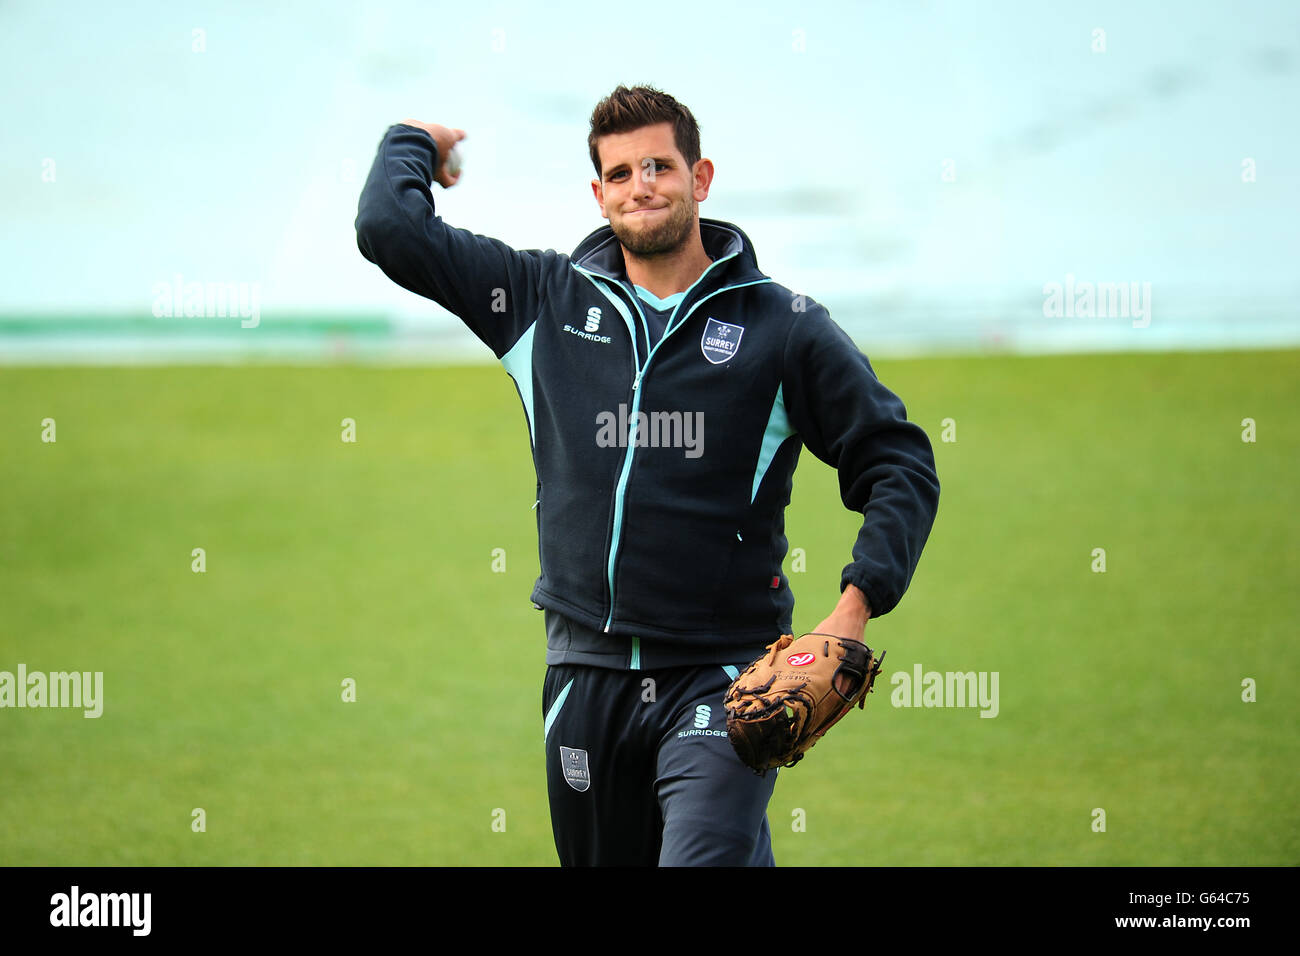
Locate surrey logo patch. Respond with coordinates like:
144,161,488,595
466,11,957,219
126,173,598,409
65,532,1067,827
701,317,744,365
559,746,591,792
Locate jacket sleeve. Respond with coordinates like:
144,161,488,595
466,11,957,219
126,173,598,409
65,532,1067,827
354,123,558,359
781,303,940,618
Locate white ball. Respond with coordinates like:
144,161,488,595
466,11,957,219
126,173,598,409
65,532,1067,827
446,145,463,178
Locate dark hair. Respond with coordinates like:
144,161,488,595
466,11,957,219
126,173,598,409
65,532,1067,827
588,84,701,178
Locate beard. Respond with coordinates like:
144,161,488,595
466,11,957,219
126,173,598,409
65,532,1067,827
611,197,697,258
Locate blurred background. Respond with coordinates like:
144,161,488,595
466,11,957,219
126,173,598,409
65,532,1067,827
1,1,1296,868
2,0,1296,360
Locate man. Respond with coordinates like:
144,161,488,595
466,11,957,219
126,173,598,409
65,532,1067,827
355,84,940,866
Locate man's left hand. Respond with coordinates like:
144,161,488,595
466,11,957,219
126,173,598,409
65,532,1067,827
812,583,873,696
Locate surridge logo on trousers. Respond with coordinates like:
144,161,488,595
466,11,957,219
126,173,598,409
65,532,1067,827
701,317,744,364
559,746,591,792
693,704,711,729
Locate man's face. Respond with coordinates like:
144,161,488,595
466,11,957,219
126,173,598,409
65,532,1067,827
591,122,711,258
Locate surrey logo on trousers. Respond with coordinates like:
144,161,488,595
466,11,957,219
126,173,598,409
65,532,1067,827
701,317,744,364
560,746,591,792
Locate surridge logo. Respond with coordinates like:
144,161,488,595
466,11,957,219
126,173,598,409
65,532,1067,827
679,703,726,738
565,306,611,344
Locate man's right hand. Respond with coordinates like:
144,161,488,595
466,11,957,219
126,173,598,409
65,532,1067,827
398,120,466,188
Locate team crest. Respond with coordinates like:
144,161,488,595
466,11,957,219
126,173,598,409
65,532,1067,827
701,318,744,365
559,746,591,792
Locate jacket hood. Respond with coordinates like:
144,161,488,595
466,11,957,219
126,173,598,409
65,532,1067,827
570,217,768,286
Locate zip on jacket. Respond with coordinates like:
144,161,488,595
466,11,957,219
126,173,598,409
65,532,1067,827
574,257,775,633
355,123,941,662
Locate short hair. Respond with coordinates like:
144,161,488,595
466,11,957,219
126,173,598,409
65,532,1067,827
588,84,701,179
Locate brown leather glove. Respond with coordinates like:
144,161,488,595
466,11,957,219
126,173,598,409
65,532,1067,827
724,632,885,774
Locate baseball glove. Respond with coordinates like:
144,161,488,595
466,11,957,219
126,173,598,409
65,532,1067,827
724,632,885,774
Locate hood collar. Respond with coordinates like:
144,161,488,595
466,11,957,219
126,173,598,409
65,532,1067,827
571,217,767,286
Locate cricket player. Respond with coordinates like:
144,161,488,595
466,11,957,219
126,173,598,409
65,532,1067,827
355,84,940,866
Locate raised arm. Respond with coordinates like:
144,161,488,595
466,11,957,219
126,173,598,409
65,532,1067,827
354,121,560,358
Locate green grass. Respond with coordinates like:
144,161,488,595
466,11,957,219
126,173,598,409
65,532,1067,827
1,350,1297,865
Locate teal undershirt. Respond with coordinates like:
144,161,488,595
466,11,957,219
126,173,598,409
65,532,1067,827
632,285,686,346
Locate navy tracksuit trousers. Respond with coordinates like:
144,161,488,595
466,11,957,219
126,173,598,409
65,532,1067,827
542,661,779,866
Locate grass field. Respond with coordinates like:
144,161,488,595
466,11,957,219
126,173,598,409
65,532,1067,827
1,349,1297,866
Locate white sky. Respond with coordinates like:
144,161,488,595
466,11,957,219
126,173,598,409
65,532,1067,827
2,0,1297,323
